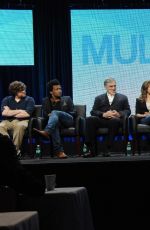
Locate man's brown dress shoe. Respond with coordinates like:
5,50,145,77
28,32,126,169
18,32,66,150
56,151,68,159
33,128,50,139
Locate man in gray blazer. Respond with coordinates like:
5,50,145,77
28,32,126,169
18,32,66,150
34,79,76,159
83,78,131,157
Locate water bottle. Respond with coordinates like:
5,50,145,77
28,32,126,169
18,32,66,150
126,142,131,156
35,144,41,159
83,143,88,153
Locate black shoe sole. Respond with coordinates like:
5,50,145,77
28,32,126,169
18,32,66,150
83,153,96,158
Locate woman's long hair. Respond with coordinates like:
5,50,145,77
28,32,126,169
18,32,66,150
139,80,150,102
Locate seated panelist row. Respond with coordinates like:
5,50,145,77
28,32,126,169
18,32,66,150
0,78,150,158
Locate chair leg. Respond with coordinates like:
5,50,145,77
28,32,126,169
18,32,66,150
131,138,134,155
137,135,141,155
76,136,81,156
50,137,54,157
133,134,141,155
38,138,53,158
132,133,137,155
122,133,128,155
28,137,34,158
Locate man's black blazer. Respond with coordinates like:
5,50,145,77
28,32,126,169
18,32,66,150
91,93,131,118
42,96,76,118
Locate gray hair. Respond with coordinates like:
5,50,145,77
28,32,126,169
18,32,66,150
104,78,116,86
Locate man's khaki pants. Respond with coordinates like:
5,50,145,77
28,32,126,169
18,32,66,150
0,119,29,153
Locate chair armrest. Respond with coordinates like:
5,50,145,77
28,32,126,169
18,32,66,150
36,117,48,130
122,115,129,135
28,117,48,138
74,116,86,136
129,115,139,134
28,117,38,138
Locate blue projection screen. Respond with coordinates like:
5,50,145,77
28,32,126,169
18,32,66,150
71,9,150,115
0,10,34,65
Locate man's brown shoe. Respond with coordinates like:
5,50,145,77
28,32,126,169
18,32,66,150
56,151,68,159
33,128,50,139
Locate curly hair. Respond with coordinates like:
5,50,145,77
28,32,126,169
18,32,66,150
9,81,26,96
139,80,150,102
47,79,61,97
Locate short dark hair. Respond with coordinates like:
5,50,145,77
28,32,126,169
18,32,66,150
9,81,26,96
47,79,61,92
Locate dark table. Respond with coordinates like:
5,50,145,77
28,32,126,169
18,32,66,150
18,187,95,230
0,211,39,230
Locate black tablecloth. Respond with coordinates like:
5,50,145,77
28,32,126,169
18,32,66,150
18,187,95,230
0,211,39,230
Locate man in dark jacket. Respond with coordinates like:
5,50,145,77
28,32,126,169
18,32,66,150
34,79,75,159
83,78,131,157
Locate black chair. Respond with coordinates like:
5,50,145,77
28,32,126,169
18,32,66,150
34,105,86,157
130,115,150,154
25,105,42,156
95,115,129,154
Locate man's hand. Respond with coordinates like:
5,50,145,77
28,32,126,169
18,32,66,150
103,110,120,119
3,106,10,111
103,110,114,118
144,112,150,116
14,110,30,118
111,110,121,118
136,112,150,118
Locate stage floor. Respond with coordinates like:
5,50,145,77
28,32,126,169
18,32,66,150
21,152,150,165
